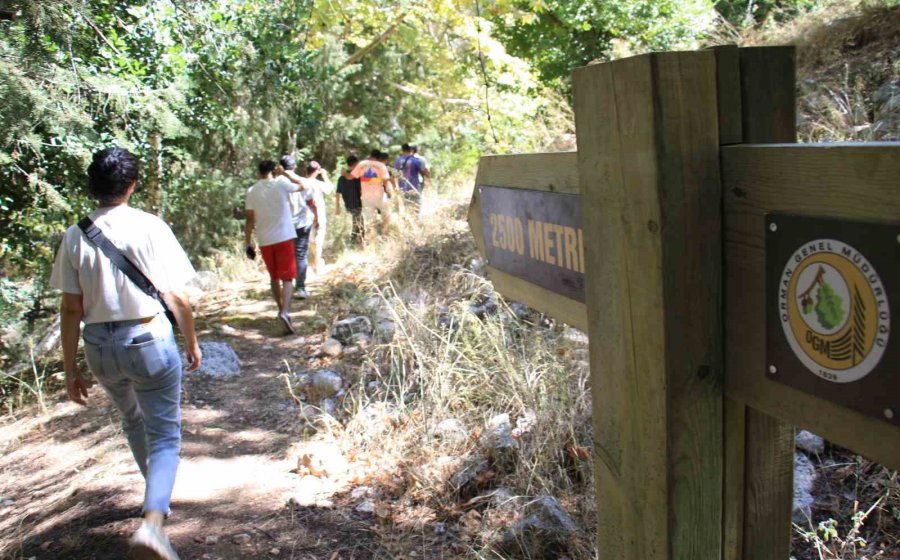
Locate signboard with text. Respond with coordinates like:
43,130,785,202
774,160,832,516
478,185,585,303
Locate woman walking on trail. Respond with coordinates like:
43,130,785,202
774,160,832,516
50,147,201,560
280,155,317,300
305,160,332,275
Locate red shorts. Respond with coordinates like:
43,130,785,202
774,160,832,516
260,239,296,281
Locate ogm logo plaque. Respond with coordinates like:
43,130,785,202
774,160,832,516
767,214,900,425
779,239,890,383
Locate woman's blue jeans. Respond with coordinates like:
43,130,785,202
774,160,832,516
82,314,182,515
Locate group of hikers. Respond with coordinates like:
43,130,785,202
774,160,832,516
245,143,431,334
49,142,430,559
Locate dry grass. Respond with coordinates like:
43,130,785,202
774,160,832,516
306,182,595,558
708,0,900,142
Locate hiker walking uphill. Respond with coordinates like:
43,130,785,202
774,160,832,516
280,155,319,300
394,143,431,214
336,153,365,246
50,147,202,560
352,150,394,236
304,160,333,274
244,160,324,333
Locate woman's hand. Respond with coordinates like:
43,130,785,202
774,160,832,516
184,341,202,373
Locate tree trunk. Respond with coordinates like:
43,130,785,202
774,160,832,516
285,130,297,157
146,132,163,216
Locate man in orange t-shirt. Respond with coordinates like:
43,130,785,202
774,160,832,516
351,149,393,234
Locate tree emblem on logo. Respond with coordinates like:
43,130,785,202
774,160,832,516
797,266,845,330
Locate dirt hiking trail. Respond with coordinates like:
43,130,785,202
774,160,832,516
0,266,393,560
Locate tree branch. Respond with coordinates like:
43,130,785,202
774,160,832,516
75,10,121,56
341,16,405,69
386,81,478,107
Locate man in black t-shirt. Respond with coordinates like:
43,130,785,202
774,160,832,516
336,154,364,245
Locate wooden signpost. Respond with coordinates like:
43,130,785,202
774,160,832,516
468,46,900,560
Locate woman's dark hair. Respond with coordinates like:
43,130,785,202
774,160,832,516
87,147,140,204
258,160,277,175
280,155,297,170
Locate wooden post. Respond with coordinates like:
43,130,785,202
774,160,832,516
573,51,724,560
732,47,797,560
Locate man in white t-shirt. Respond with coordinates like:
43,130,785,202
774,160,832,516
244,160,325,332
50,147,201,560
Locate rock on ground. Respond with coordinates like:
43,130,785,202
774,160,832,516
512,410,537,438
193,341,241,378
562,327,589,344
375,319,396,343
351,403,399,436
319,398,337,416
795,430,825,455
362,296,383,311
793,451,817,523
432,418,468,444
332,282,359,299
188,270,219,291
469,257,486,276
450,455,489,491
513,496,577,534
480,413,516,451
469,295,499,319
320,338,343,357
508,302,529,321
331,316,373,344
502,496,577,555
306,370,344,402
215,323,237,335
355,500,376,513
349,332,373,348
296,442,348,478
873,82,900,140
366,380,382,394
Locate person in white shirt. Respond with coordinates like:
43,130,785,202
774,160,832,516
279,155,324,298
244,160,324,331
50,147,201,560
303,160,333,274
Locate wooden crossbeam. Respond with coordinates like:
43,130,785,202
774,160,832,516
723,142,900,471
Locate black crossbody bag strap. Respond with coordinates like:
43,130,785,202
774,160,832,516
77,217,177,326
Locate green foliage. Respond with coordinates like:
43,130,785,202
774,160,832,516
715,0,822,28
802,296,814,315
483,0,833,92
0,278,34,326
486,0,716,90
815,280,844,330
0,0,570,377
